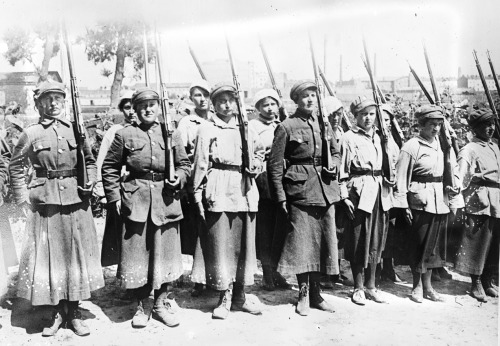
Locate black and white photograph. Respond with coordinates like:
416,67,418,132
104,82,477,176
0,0,498,344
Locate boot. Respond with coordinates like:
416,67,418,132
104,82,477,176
132,297,153,328
212,289,232,320
273,271,291,289
42,301,66,337
152,292,180,327
191,283,204,297
262,265,275,291
296,283,310,316
471,275,488,302
309,279,335,313
231,282,262,315
481,273,499,298
67,301,90,336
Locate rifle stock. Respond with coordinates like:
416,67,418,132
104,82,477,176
62,23,89,191
259,38,288,121
309,33,334,172
225,36,253,176
362,38,395,182
154,27,176,182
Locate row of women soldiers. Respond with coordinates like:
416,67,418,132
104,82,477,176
0,76,498,337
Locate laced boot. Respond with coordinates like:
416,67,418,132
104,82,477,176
262,265,275,291
42,301,66,337
132,297,153,328
231,282,262,315
212,289,232,320
67,301,90,336
309,279,335,313
153,292,180,327
471,275,488,302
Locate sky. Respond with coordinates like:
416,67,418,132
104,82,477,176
0,0,498,89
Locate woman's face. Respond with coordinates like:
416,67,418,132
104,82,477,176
37,92,65,117
214,92,237,119
473,120,496,141
420,118,443,140
355,106,376,131
135,100,159,124
296,89,316,114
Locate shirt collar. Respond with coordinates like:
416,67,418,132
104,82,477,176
293,108,316,122
39,115,70,127
471,136,492,147
211,113,238,129
351,124,377,137
416,135,439,149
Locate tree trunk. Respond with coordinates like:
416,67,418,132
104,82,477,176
110,43,126,108
39,33,54,83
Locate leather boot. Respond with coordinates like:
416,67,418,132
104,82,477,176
296,283,310,316
481,273,499,298
132,297,153,328
67,301,90,336
471,275,488,302
273,271,291,289
262,265,275,291
42,301,66,337
153,292,180,327
212,289,232,320
231,282,262,315
309,279,335,313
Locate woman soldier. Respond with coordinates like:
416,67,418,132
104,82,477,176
9,81,104,337
455,109,500,301
250,89,290,291
268,81,340,316
102,88,191,328
339,98,393,305
393,105,463,303
192,83,264,320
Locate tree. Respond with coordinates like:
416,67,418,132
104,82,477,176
82,21,154,107
3,24,60,82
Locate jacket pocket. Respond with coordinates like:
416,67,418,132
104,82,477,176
32,140,51,152
289,130,311,144
120,180,141,217
28,178,47,204
67,139,77,150
466,186,490,210
124,139,147,152
283,170,308,199
408,183,428,208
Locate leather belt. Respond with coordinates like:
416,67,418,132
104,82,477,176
36,169,77,179
412,175,443,183
211,162,242,172
350,168,382,176
130,172,165,181
288,157,323,166
471,180,500,189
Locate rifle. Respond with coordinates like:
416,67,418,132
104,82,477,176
361,38,395,182
143,23,150,87
225,36,256,180
474,50,500,145
361,56,403,148
487,50,500,97
154,27,176,182
309,32,334,173
62,23,89,193
258,38,288,121
188,42,207,81
317,65,352,131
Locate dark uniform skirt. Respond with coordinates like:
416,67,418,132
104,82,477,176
16,202,104,306
200,212,257,291
277,203,339,275
382,208,406,262
256,199,284,268
344,192,389,267
119,218,183,290
455,214,499,276
407,210,447,273
100,206,122,267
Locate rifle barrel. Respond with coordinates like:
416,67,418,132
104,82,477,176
188,43,207,81
487,50,500,97
423,42,440,105
407,62,435,104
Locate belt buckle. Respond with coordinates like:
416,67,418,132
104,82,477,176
151,172,161,181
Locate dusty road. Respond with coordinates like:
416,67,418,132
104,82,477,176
0,217,498,346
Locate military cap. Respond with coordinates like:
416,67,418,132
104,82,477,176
33,81,66,100
210,83,236,103
253,88,281,109
131,88,160,106
289,80,317,102
324,96,343,114
468,108,494,128
414,104,444,121
189,79,210,95
350,97,376,115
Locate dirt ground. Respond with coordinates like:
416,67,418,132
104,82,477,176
0,216,498,346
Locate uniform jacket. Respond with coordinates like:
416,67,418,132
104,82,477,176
192,114,264,213
393,136,464,214
102,121,191,226
267,108,342,207
176,110,213,163
0,138,10,188
9,117,97,206
249,116,278,201
457,137,500,218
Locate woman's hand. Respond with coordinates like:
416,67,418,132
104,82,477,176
164,175,180,190
343,199,355,220
404,208,413,225
114,200,122,216
77,181,95,195
278,201,288,215
196,201,206,225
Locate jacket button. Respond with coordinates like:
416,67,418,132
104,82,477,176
151,142,155,146
58,136,63,140
298,139,302,143
59,176,63,180
131,148,135,151
58,149,63,153
150,183,154,188
59,186,65,191
152,156,156,160
38,145,43,149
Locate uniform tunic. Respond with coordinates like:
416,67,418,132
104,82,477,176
339,125,391,267
9,117,104,305
393,136,463,272
268,108,341,275
192,114,264,290
102,121,191,290
455,137,500,275
176,111,212,283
